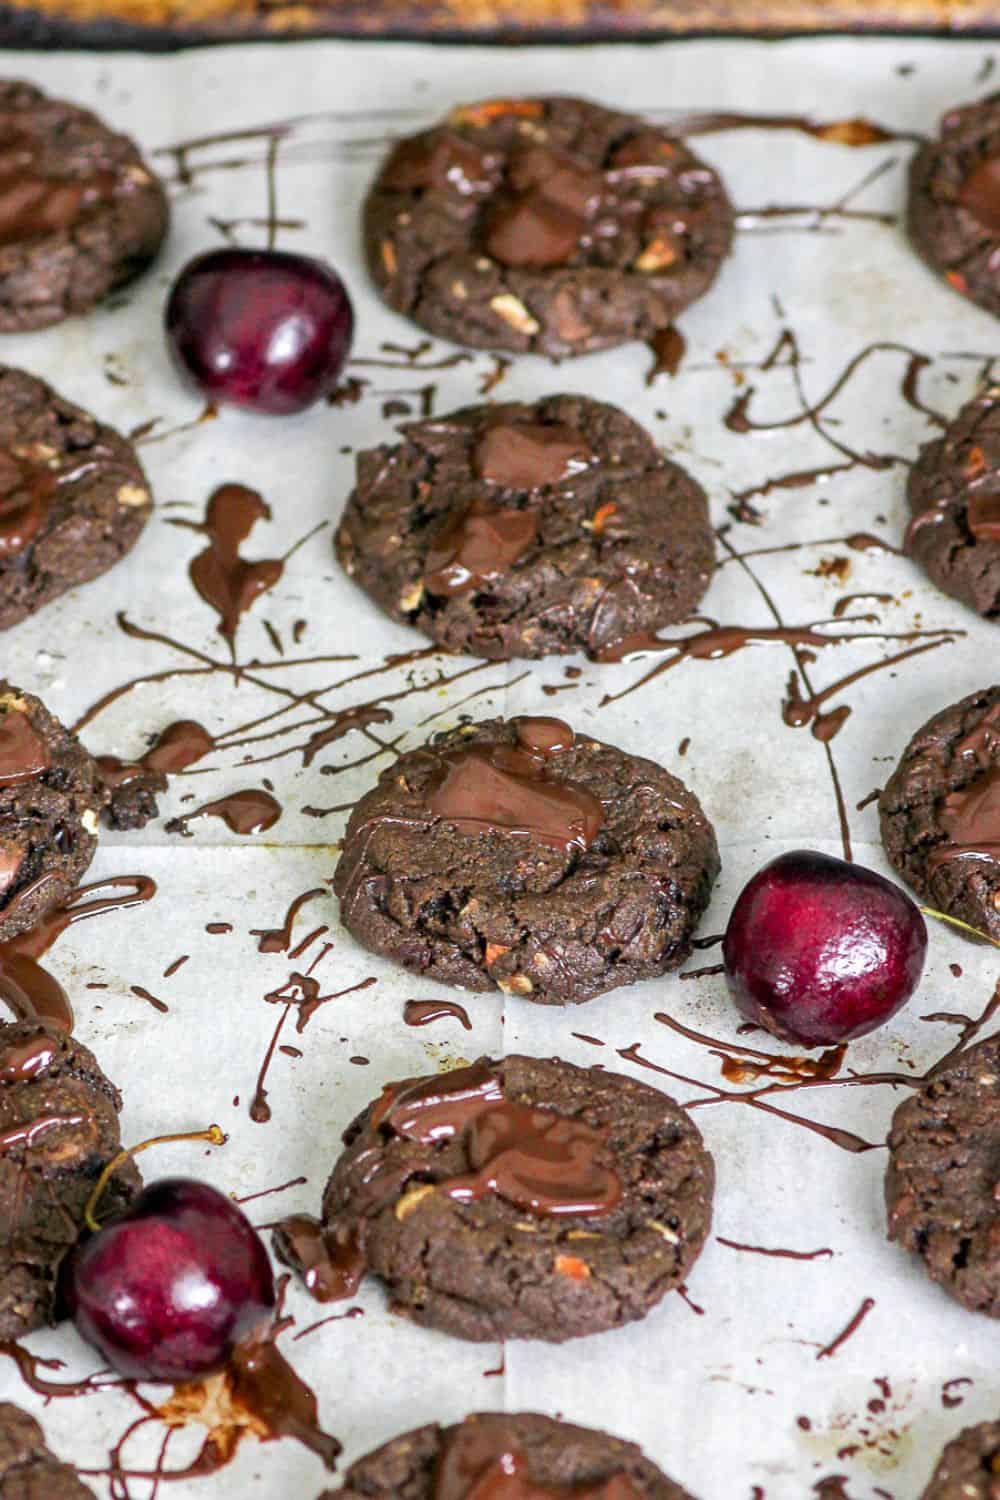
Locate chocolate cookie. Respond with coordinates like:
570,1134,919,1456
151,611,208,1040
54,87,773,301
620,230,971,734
908,94,1000,319
319,1412,699,1500
904,386,1000,619
0,683,106,943
0,1402,94,1498
0,1020,140,1339
301,1054,714,1343
333,716,719,1003
0,79,167,331
335,395,714,660
0,365,153,631
878,687,1000,944
919,1421,1000,1500
886,1032,1000,1318
364,95,733,358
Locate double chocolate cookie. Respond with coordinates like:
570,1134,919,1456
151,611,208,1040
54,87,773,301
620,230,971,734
909,94,1000,319
320,1412,699,1500
0,683,105,943
0,366,153,631
335,395,714,660
333,716,719,1003
0,1020,139,1338
878,687,1000,943
919,1421,1000,1500
294,1054,713,1343
0,1402,94,1498
0,80,168,331
364,95,733,358
905,386,1000,620
886,1033,1000,1318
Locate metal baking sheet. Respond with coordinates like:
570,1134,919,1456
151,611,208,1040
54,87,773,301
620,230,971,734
1,35,999,1500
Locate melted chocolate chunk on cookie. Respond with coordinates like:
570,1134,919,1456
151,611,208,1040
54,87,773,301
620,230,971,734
335,394,714,660
304,1054,713,1343
880,687,1000,943
0,366,152,632
0,1020,139,1339
334,717,718,1003
0,684,106,943
918,1420,1000,1500
905,386,1000,620
909,93,1000,319
887,1033,1000,1320
0,80,167,331
364,95,732,358
324,1413,701,1500
0,1401,95,1498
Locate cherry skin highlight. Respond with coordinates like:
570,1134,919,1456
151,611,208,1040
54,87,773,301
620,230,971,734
65,1178,275,1381
722,849,928,1047
165,248,354,415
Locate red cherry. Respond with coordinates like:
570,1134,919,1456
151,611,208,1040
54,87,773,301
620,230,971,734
722,849,928,1047
66,1178,275,1381
165,248,354,415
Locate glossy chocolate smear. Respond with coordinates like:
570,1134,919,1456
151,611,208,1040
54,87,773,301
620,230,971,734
381,132,497,196
424,498,538,597
956,702,1000,767
0,708,50,785
0,128,114,246
512,716,575,757
443,1099,621,1216
474,423,593,490
372,1058,503,1143
0,842,22,900
958,153,1000,235
968,491,1000,541
930,766,1000,869
0,450,55,558
0,1028,59,1083
436,1424,644,1500
427,743,603,854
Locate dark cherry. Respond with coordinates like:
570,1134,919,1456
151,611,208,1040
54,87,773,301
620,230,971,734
66,1178,275,1381
165,248,354,415
722,849,928,1047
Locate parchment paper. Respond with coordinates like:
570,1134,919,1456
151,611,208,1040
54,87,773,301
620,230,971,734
2,34,999,1500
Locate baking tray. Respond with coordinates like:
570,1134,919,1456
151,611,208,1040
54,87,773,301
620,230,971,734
1,34,999,1500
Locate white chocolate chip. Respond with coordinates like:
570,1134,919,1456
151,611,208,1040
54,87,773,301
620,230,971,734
647,1220,680,1243
81,809,100,835
394,1184,436,1220
117,483,150,508
0,693,28,712
497,973,534,996
398,581,424,613
489,294,539,336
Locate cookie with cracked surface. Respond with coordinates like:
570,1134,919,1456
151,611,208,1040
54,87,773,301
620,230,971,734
878,686,1000,944
0,79,167,331
0,1402,95,1498
364,95,733,358
919,1420,1000,1500
333,715,719,1003
0,683,107,943
335,394,714,660
308,1054,714,1343
0,366,152,631
908,93,1000,319
905,386,1000,620
886,1033,1000,1318
0,1020,140,1339
318,1411,700,1500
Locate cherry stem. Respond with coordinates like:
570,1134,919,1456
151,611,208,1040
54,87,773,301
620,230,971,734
84,1124,227,1234
920,905,1000,952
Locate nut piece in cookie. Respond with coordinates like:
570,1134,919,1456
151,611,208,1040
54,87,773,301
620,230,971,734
0,78,168,331
878,686,1000,943
0,1401,95,1497
0,1020,140,1339
0,683,106,943
918,1420,1000,1500
294,1054,713,1344
364,95,732,358
333,716,719,1004
905,386,1000,620
0,365,153,631
319,1412,701,1500
908,93,1000,319
335,395,714,661
886,1033,1000,1319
